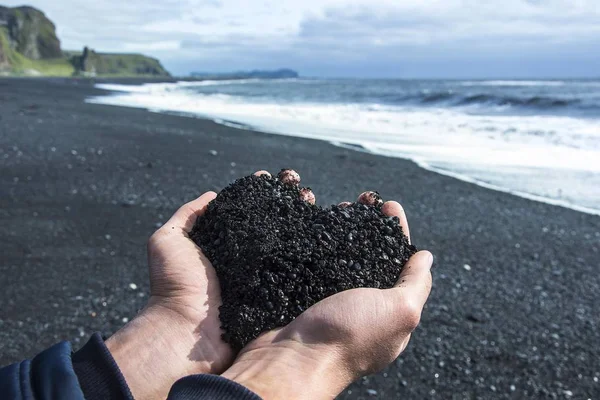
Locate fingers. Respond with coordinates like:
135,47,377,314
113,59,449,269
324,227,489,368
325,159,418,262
354,192,410,242
394,250,433,290
166,191,217,231
340,191,386,208
272,169,315,204
381,201,410,243
277,169,301,186
388,251,433,329
357,191,383,207
254,170,271,177
299,187,316,204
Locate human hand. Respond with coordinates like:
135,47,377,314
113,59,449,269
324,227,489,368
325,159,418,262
106,189,231,399
104,169,309,399
106,173,278,399
222,191,433,400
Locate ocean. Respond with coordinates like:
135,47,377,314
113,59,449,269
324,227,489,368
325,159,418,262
88,78,600,214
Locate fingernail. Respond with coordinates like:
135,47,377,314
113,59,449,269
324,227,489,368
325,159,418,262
277,169,300,186
254,170,271,177
425,251,434,269
299,187,315,204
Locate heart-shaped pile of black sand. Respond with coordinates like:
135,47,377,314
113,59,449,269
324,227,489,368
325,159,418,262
190,170,416,349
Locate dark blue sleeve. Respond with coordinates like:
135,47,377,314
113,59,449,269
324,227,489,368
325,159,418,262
169,375,263,400
72,334,263,399
0,341,85,400
1,333,263,400
71,333,133,400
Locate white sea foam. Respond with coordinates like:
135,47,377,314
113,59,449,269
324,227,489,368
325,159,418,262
460,80,567,87
88,82,600,215
96,78,296,93
460,80,600,88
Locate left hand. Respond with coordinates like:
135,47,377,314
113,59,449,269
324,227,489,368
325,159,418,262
106,189,234,400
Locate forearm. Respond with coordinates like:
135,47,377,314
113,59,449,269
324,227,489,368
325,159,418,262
106,303,215,400
221,340,351,400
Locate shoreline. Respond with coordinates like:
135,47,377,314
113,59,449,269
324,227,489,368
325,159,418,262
1,78,599,398
113,102,600,218
86,80,600,217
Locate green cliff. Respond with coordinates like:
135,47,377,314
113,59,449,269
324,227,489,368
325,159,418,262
69,47,170,77
0,5,170,77
0,27,9,70
0,5,61,59
0,5,74,75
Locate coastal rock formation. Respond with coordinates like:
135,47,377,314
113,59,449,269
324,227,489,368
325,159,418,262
0,5,170,76
71,46,170,77
0,38,8,69
0,6,61,60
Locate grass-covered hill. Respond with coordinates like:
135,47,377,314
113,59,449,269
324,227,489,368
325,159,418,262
0,5,170,77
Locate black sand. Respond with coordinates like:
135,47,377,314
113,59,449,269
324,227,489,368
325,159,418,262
1,78,599,399
190,173,415,349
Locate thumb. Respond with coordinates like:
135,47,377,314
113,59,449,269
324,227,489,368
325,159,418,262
166,191,217,232
386,251,433,332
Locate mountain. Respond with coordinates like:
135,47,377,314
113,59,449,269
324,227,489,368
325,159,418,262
190,69,299,79
0,5,170,77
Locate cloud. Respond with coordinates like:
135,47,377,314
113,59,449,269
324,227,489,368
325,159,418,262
122,41,181,52
296,1,600,51
2,0,599,77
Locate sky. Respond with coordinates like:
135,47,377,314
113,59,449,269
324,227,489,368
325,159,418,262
4,0,600,78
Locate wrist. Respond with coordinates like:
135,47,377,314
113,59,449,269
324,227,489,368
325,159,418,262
106,302,215,400
222,338,351,400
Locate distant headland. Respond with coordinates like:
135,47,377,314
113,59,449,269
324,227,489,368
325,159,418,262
190,69,299,80
1,5,299,79
0,5,170,77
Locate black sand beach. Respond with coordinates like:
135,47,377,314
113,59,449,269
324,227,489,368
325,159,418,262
1,78,599,399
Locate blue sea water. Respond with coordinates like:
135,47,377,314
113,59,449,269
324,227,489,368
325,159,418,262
89,78,600,214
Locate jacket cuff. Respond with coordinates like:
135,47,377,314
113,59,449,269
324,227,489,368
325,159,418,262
0,341,85,400
169,374,263,400
72,332,134,400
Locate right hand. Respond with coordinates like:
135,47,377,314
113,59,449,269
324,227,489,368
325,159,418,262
222,188,433,400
